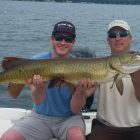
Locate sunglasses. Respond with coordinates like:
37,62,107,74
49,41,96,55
108,31,129,38
53,34,75,43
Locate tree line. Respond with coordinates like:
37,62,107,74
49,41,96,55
13,0,140,5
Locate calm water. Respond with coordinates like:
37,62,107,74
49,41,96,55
0,0,140,109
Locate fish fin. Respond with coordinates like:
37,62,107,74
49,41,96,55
110,74,124,95
48,77,64,88
115,79,124,95
2,57,31,70
110,74,119,89
48,78,76,94
8,83,25,98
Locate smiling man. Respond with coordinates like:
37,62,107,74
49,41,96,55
1,21,96,140
87,20,140,140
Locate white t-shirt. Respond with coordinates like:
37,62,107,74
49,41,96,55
97,75,140,127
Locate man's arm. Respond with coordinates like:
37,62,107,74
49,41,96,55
71,79,97,114
130,70,140,102
27,75,46,105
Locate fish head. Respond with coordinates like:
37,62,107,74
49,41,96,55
109,52,140,74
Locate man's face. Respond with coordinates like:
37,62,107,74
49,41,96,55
51,32,75,58
107,27,132,54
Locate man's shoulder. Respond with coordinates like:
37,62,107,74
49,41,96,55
31,52,52,59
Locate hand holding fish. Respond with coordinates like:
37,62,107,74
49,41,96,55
1,52,140,101
26,75,45,88
26,75,46,105
75,78,98,98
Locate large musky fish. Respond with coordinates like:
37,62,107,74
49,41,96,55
0,51,140,98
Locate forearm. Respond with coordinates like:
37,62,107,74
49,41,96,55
30,84,46,105
70,79,97,114
71,90,86,114
131,70,140,101
27,75,46,105
131,70,140,85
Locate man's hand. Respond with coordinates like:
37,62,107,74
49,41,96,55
71,78,98,114
75,78,98,98
26,75,45,88
26,75,46,105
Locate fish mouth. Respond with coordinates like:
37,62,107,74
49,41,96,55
121,65,140,73
136,54,140,60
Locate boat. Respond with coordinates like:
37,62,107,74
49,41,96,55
0,49,97,138
0,107,96,138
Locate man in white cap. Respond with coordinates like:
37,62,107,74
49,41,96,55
87,20,140,140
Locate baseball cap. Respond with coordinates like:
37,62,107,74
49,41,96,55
107,20,131,34
52,21,76,37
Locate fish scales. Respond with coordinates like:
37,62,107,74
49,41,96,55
1,52,140,85
1,52,140,100
0,58,116,84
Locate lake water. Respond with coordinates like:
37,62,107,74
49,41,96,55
0,0,140,109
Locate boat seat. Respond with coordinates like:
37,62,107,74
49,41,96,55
0,108,96,138
0,107,30,120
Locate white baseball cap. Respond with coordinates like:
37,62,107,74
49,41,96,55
107,20,131,34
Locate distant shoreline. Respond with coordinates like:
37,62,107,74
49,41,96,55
9,0,140,6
